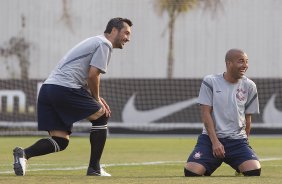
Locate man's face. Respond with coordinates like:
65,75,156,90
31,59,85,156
113,22,131,49
229,52,249,79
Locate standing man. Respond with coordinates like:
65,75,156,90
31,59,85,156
184,49,261,176
13,17,132,176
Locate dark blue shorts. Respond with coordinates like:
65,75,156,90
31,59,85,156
186,134,259,175
37,84,101,133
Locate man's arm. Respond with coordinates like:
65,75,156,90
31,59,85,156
88,66,111,117
245,114,252,138
201,105,225,158
88,66,101,101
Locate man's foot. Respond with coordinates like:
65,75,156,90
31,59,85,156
87,167,111,176
13,147,27,176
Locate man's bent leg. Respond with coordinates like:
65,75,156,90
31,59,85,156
24,130,70,159
243,168,261,176
184,162,206,177
13,130,69,176
87,107,105,121
239,160,261,176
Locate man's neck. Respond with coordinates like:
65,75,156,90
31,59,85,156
223,72,239,83
104,33,114,47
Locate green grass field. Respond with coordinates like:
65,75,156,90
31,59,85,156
0,136,281,184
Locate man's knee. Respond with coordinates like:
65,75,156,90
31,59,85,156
91,113,109,125
88,108,105,121
184,168,202,177
90,113,109,131
51,136,69,151
243,168,261,176
184,162,206,177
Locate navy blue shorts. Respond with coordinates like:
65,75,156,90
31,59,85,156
37,84,101,133
186,134,259,175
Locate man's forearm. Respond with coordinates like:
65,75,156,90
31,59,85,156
88,77,100,101
204,116,218,144
88,67,101,101
245,114,252,137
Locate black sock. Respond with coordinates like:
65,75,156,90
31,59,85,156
24,137,69,159
88,129,107,171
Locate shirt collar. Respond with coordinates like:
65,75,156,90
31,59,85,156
97,34,113,49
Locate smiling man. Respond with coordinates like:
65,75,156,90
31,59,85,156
184,49,261,177
13,17,132,176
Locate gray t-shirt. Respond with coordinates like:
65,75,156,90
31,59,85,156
44,35,113,88
198,73,259,139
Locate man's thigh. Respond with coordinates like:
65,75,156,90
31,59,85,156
186,134,222,175
223,138,260,171
38,84,101,130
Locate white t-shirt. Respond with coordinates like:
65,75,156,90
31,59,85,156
198,73,260,139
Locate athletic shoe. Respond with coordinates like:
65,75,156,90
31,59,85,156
86,167,111,176
235,170,243,176
13,147,27,176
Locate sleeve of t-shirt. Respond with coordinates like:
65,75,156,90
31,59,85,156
245,80,260,114
90,43,110,73
197,75,213,106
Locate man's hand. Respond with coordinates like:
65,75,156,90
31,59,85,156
99,97,111,117
212,140,225,158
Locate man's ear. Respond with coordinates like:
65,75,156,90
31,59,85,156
111,27,118,34
226,60,232,65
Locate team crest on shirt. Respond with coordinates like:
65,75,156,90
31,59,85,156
236,88,247,101
193,152,203,159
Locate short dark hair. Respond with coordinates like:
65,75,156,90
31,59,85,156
104,17,133,34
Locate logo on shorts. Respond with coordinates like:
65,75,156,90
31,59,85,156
193,152,203,159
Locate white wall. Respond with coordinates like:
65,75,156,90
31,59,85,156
0,0,281,79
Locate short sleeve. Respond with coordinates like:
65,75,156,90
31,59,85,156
245,80,260,114
90,43,111,73
197,75,213,106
